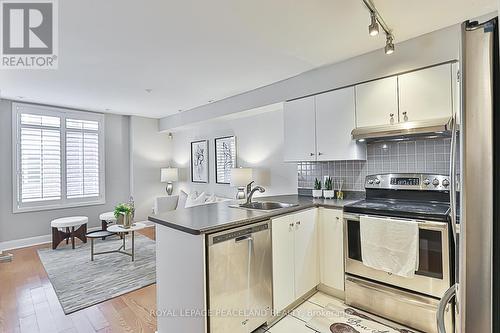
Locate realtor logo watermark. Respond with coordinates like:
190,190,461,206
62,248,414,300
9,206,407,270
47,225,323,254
1,0,58,69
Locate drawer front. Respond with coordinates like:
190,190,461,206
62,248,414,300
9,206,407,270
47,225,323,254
345,275,453,333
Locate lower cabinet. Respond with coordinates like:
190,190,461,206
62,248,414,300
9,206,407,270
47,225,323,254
272,209,319,312
319,208,344,292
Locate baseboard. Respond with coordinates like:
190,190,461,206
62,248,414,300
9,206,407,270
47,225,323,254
0,223,156,251
317,283,345,300
0,226,100,251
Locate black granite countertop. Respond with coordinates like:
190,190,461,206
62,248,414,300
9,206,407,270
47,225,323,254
148,194,360,235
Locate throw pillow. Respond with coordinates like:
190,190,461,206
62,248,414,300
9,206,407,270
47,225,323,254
177,190,189,209
185,192,207,208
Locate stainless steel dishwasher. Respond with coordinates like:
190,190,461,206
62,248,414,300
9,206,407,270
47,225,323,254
207,220,272,333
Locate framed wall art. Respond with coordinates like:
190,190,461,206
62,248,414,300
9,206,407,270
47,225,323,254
215,136,236,184
191,140,209,183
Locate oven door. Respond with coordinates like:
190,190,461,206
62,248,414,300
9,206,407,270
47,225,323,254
344,213,451,298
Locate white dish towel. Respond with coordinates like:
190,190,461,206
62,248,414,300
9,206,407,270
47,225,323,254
360,215,419,278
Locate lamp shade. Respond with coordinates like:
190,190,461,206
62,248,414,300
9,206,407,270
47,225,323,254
161,168,178,182
230,168,252,187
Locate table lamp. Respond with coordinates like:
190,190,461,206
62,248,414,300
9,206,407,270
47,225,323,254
161,167,179,195
230,167,253,199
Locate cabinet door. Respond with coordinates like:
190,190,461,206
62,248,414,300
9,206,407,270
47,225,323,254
283,97,316,161
271,215,295,312
319,208,344,291
355,76,399,127
316,88,366,161
398,64,453,122
293,209,319,298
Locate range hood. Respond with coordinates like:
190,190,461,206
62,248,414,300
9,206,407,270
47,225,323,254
351,117,453,141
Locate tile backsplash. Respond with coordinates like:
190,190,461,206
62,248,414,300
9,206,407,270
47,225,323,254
298,137,452,191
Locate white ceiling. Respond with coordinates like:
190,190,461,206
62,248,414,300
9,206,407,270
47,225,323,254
0,0,497,118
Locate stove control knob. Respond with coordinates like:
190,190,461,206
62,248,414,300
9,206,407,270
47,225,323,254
368,179,374,185
374,179,381,184
424,179,431,186
432,178,440,186
442,179,450,187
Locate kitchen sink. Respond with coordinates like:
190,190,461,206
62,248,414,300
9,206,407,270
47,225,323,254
234,201,298,210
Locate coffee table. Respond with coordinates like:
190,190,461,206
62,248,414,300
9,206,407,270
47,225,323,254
91,222,146,261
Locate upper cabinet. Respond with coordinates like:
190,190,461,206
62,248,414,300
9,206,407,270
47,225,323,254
316,88,366,161
398,64,453,122
355,76,399,127
355,63,454,128
283,97,316,162
283,62,457,162
283,87,366,162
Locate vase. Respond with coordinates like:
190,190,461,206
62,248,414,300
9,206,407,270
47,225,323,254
312,189,323,198
121,212,133,229
323,190,335,199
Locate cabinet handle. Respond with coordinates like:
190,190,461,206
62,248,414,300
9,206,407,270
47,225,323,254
402,111,408,122
389,113,395,125
296,221,301,227
318,152,323,156
310,152,315,156
336,217,340,220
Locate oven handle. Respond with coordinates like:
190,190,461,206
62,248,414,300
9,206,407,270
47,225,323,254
343,214,449,230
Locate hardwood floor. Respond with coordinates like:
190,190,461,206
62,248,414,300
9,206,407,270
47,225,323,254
0,227,157,333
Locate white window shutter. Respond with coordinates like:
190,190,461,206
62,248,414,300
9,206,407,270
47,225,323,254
19,117,61,203
66,119,100,199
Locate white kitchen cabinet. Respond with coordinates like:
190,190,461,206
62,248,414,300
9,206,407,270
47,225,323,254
398,64,453,122
355,76,399,127
283,97,316,162
271,214,296,313
272,209,318,312
319,208,344,292
315,88,366,161
292,209,319,298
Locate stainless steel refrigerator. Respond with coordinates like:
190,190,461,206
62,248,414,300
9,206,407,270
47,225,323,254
437,17,499,333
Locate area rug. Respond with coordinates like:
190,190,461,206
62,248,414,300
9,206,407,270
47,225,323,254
307,302,417,333
37,234,156,314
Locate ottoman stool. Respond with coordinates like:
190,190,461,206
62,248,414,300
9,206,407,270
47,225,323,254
51,216,88,249
99,211,117,240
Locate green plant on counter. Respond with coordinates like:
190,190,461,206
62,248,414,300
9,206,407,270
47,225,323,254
324,177,333,190
314,178,322,190
114,203,134,219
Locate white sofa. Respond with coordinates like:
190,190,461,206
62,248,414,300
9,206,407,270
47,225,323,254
153,191,231,214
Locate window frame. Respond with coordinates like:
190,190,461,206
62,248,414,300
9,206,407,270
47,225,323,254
12,103,106,213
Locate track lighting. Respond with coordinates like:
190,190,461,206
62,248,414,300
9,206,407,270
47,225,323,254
368,12,379,36
385,35,395,55
362,0,395,55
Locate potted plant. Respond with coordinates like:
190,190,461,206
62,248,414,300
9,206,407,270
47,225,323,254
323,177,335,199
312,178,323,198
114,203,134,229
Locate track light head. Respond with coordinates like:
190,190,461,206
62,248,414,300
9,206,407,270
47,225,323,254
385,34,395,55
368,12,379,36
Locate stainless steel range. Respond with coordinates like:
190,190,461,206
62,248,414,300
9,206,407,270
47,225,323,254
343,173,454,333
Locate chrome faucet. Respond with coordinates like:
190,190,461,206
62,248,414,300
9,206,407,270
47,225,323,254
246,184,265,204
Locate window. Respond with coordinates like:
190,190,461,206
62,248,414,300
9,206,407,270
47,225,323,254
13,103,105,212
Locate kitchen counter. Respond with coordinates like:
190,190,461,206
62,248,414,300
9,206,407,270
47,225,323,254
148,194,359,235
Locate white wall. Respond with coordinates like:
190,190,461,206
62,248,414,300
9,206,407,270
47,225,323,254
170,107,297,199
0,100,131,244
160,24,461,131
130,116,172,220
